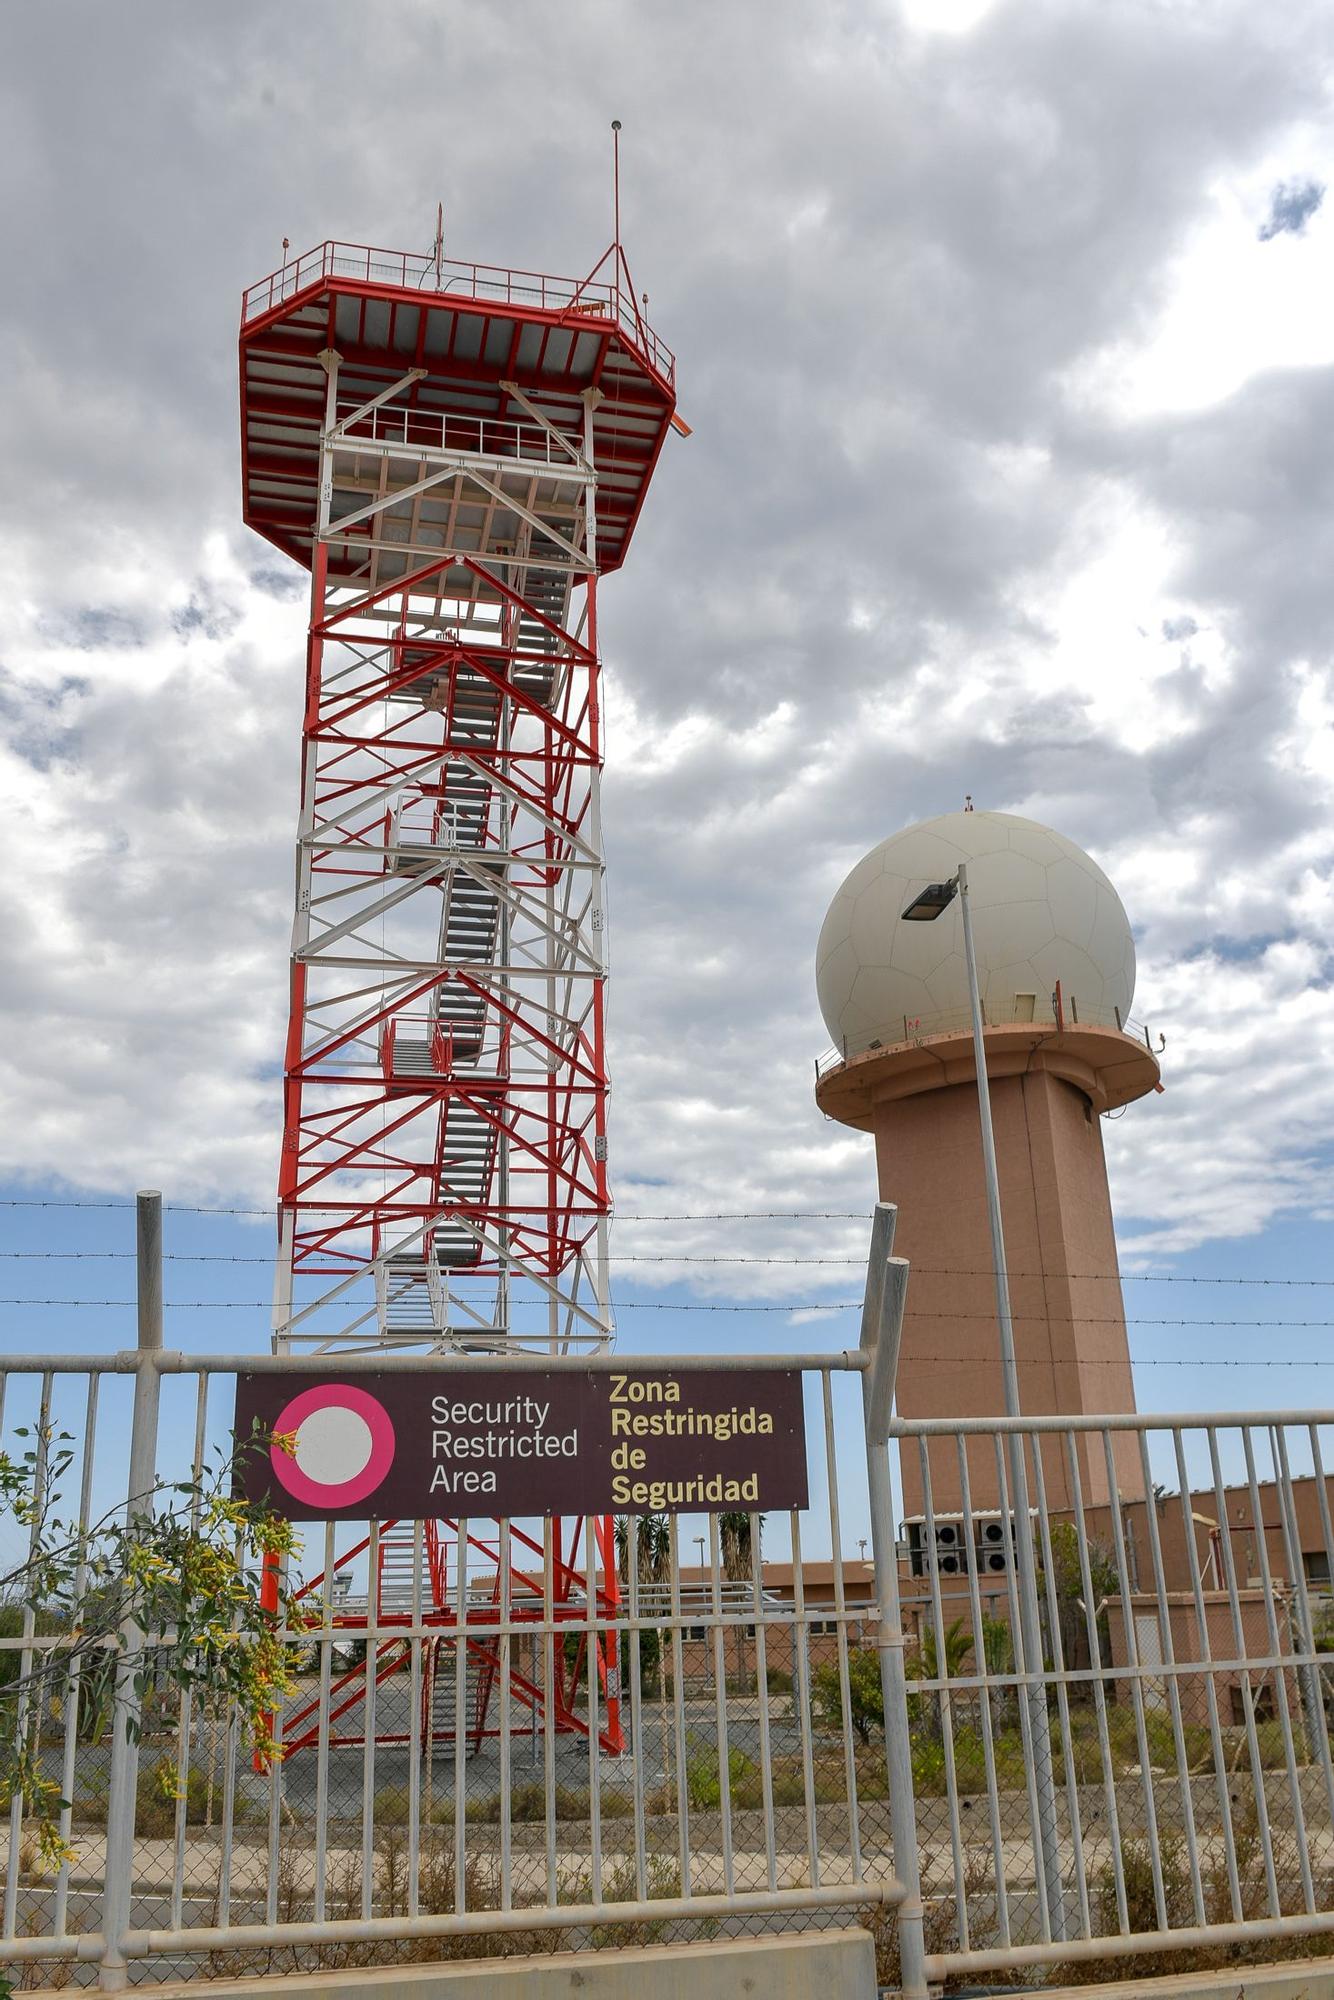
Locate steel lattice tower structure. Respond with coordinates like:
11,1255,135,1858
239,226,676,1754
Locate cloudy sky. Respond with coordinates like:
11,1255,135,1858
1,0,1332,1407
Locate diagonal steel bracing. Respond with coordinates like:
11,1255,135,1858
274,360,610,1358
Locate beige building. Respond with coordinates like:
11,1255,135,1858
660,1560,879,1689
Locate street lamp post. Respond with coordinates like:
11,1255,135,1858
902,862,1066,1938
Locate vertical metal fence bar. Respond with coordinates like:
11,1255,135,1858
453,1517,469,1914
747,1510,778,1894
1241,1428,1313,1912
498,1518,512,1913
361,1518,380,1921
1100,1427,1168,1929
543,1524,557,1904
167,1375,208,1934
1030,1436,1092,1938
312,1521,335,1926
863,1215,926,1999
1206,1425,1279,1918
585,1514,603,1903
707,1514,734,1898
955,1434,1011,1948
99,1209,163,1994
667,1521,691,1895
822,1373,862,1880
1134,1430,1206,1925
1171,1428,1241,1925
6,1372,52,1939
789,1507,820,1889
917,1436,969,1950
626,1518,647,1905
407,1520,424,1920
265,1573,288,1926
215,1635,241,1932
55,1372,101,1940
992,1431,1052,1940
1063,1433,1127,1936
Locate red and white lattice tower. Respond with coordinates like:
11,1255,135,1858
239,218,677,1755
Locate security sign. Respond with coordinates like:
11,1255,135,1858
233,1368,808,1520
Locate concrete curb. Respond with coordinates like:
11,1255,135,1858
1033,1949,1334,2000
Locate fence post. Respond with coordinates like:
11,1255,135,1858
860,1204,928,2000
98,1191,164,1991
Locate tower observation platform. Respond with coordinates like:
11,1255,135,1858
239,229,678,1757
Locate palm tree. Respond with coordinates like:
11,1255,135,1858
615,1514,671,1703
907,1617,975,1743
909,1616,975,1681
718,1512,764,1682
616,1513,670,1592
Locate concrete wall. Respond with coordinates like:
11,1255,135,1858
101,1929,879,2000
1104,1587,1290,1726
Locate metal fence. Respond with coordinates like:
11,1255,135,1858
889,1407,1334,1991
9,1205,1334,1995
0,1346,901,1989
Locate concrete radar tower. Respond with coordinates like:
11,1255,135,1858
814,809,1161,1519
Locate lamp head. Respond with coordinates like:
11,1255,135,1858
901,878,959,922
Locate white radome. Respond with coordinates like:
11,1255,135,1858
816,810,1136,1056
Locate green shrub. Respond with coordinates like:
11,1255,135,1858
685,1744,753,1811
134,1756,215,1837
910,1722,1027,1797
564,1854,691,1948
811,1647,882,1744
465,1782,593,1824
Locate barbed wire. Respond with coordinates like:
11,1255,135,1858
2,1297,1334,1331
0,1202,882,1217
0,1202,1179,1224
0,1250,1328,1286
1,1203,1326,1287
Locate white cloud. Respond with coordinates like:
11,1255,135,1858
1066,138,1334,419
900,0,1000,36
2,0,1332,1315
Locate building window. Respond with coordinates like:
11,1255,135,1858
1304,1551,1331,1586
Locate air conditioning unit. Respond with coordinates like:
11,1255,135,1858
974,1514,1012,1574
903,1517,970,1578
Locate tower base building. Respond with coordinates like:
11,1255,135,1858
814,811,1160,1522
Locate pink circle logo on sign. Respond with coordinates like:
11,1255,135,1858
269,1383,396,1509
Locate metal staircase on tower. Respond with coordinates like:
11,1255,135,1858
375,564,566,1341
